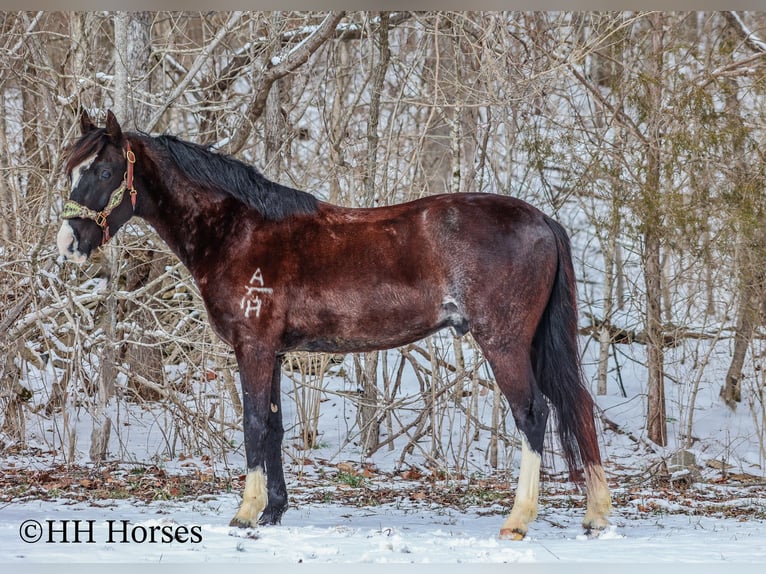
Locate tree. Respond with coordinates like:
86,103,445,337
641,12,668,447
3,9,766,478
719,12,766,410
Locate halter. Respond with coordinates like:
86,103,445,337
62,141,137,245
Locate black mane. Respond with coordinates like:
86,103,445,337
155,135,318,220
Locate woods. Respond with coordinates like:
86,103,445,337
1,11,766,478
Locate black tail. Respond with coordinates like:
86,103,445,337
533,216,601,482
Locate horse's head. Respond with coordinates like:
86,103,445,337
57,110,137,263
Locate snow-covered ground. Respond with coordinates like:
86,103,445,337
2,333,766,564
2,494,765,564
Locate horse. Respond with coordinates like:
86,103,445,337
57,110,611,539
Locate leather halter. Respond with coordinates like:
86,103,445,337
62,141,137,245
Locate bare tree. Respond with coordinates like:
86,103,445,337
719,13,766,409
4,10,766,480
642,12,668,447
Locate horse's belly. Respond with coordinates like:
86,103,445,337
282,296,466,353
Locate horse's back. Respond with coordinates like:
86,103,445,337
407,192,559,282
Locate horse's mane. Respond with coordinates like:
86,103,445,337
65,128,318,221
155,135,318,220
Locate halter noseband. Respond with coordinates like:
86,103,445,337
62,141,137,245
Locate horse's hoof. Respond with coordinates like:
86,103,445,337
258,509,285,526
499,528,526,541
229,517,257,529
582,516,609,533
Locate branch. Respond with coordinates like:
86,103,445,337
567,64,650,147
7,11,44,55
204,12,411,105
725,11,766,53
695,13,766,89
224,11,346,155
145,11,245,133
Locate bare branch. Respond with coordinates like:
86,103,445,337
693,12,766,88
224,11,346,155
145,11,245,133
725,11,766,53
567,64,649,147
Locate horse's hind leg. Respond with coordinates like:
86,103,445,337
478,341,549,540
583,463,611,532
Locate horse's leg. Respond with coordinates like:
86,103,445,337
230,345,276,529
583,462,611,532
501,436,542,540
258,356,288,525
479,342,549,540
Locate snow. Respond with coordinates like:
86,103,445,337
3,333,766,563
2,496,765,563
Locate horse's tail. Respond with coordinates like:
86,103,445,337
533,216,602,482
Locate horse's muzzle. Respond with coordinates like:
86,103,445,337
57,221,88,264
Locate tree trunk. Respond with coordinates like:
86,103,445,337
0,89,12,244
418,15,453,197
721,228,765,408
90,12,153,462
644,233,667,446
327,40,353,205
597,124,626,396
264,12,287,180
721,288,752,408
644,13,667,447
113,11,151,127
352,12,391,455
354,352,381,454
719,22,759,410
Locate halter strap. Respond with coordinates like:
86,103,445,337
62,141,138,245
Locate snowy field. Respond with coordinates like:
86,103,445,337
2,334,766,566
1,494,765,564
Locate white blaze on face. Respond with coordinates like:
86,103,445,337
70,152,98,191
57,153,98,264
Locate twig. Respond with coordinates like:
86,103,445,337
224,12,346,155
145,12,245,132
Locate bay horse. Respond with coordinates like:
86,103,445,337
57,110,611,539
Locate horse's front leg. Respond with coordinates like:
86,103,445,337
230,344,278,529
258,355,288,525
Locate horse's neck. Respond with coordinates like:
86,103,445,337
138,172,231,273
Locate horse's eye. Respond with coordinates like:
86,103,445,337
100,169,112,180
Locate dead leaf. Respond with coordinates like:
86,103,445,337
401,467,423,480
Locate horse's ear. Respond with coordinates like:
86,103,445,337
79,108,97,135
104,109,124,144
